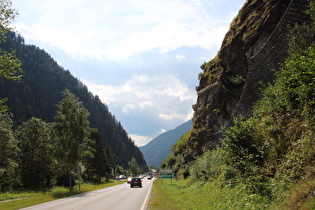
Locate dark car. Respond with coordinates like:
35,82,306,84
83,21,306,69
130,178,142,188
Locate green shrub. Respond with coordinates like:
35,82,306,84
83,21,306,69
222,118,263,175
189,148,226,181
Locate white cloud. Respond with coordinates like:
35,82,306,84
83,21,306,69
122,104,136,114
11,0,245,144
159,113,175,121
160,128,167,133
139,101,153,109
128,134,152,146
107,22,228,60
176,54,186,62
190,0,203,6
13,0,236,60
83,73,196,123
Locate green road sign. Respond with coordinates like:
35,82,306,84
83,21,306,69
160,169,174,179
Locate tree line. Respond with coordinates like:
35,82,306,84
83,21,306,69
0,31,146,170
0,0,145,192
1,88,117,192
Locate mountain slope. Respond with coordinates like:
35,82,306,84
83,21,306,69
140,120,192,167
183,0,310,163
161,0,311,172
0,31,147,170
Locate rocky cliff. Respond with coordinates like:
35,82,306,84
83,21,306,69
184,0,310,163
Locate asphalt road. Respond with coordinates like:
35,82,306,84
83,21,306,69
20,178,154,210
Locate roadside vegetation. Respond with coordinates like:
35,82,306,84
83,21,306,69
150,178,272,209
158,2,315,209
0,0,144,204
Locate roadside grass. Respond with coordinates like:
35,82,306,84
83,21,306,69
0,180,124,210
149,178,272,210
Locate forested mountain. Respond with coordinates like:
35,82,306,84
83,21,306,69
139,120,192,167
0,31,147,170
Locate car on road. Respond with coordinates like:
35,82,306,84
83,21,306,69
127,177,132,184
130,177,142,188
118,175,127,179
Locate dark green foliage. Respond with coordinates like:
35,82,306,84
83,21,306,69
0,1,22,191
278,48,315,123
0,111,20,191
104,144,115,177
189,148,225,181
84,129,115,183
16,117,55,189
222,118,263,173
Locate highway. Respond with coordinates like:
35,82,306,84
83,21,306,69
20,178,154,210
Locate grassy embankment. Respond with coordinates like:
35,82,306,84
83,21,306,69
149,178,272,209
0,180,123,210
149,178,315,210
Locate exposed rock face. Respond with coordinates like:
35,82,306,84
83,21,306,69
184,0,310,163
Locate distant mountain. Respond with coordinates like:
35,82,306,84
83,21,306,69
139,120,192,167
0,31,147,170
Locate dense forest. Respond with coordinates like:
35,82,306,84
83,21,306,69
0,31,147,170
0,0,147,192
162,0,315,208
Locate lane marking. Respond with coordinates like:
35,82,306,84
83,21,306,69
140,179,154,210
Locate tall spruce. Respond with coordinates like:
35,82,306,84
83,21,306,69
104,144,115,180
55,89,91,191
85,129,107,183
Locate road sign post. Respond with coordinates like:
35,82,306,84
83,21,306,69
159,169,174,184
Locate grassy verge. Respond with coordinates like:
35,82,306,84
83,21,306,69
0,180,124,210
149,178,272,210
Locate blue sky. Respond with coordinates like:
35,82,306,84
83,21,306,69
12,0,245,146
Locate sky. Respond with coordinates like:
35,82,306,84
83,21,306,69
11,0,245,146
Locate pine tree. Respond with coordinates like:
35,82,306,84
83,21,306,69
85,128,106,183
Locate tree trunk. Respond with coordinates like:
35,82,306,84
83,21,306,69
78,164,81,191
68,165,72,192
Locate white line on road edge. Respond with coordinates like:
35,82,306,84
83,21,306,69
140,179,154,210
